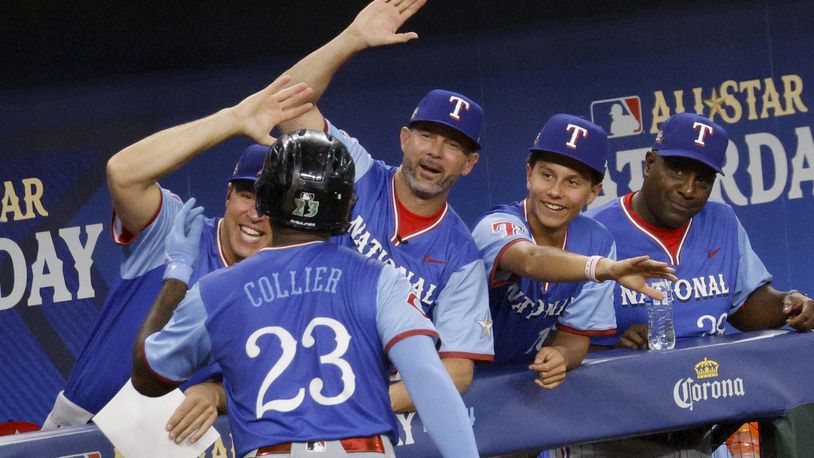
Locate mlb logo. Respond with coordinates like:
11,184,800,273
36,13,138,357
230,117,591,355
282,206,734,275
590,96,643,139
59,453,102,458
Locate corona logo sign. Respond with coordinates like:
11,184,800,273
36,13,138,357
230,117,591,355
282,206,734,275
694,357,719,379
673,357,745,411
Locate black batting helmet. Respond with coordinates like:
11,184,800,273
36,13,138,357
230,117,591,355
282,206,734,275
255,130,356,235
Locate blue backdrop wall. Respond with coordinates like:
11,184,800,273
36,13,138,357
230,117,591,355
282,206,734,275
1,0,812,424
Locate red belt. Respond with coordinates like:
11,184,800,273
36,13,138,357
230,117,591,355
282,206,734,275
256,435,385,455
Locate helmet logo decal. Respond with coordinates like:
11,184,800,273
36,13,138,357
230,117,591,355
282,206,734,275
293,192,320,218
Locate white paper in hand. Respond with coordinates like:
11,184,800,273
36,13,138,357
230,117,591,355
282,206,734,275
94,379,220,458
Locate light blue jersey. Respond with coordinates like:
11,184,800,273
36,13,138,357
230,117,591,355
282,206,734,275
145,241,438,457
63,188,225,413
472,200,616,364
587,193,772,345
325,120,494,361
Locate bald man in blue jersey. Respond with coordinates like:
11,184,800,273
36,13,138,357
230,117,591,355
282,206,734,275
273,0,493,412
132,130,479,458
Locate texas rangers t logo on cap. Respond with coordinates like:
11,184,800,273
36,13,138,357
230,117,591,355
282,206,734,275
529,114,609,176
565,124,589,150
408,89,484,149
692,122,714,146
448,96,471,121
652,113,729,174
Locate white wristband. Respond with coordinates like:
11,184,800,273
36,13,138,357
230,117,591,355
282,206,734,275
585,255,603,283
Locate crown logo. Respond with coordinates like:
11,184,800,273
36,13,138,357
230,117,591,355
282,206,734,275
694,357,719,379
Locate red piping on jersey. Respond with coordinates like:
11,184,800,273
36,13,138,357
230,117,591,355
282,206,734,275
259,241,323,252
557,322,616,337
384,329,440,354
389,175,448,245
111,189,164,246
619,192,691,266
439,351,495,362
490,238,526,288
140,342,185,387
215,219,233,267
522,199,568,292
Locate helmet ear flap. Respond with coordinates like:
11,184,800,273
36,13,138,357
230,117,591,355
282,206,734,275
254,142,283,218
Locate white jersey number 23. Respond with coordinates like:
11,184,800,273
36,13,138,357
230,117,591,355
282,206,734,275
245,317,356,418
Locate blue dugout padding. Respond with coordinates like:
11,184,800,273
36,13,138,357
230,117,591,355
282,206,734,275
1,330,812,456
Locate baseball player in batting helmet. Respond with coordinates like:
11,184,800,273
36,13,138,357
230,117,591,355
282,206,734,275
132,129,479,457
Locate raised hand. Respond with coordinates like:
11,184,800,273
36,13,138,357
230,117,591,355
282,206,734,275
231,75,315,145
164,198,205,284
348,0,427,48
598,256,678,300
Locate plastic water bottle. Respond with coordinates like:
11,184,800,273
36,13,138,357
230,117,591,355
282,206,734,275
647,279,675,350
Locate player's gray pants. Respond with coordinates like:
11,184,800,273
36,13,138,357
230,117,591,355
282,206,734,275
244,435,396,458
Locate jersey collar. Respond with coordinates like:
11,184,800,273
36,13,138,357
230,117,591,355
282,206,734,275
389,174,448,246
619,192,691,265
215,219,230,267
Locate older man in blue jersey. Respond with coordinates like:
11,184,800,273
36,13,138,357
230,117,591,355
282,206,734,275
132,130,479,458
43,75,314,444
589,112,814,349
549,112,814,458
272,0,494,412
472,115,676,389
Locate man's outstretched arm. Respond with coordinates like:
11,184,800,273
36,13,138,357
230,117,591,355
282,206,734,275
277,0,426,133
107,75,312,233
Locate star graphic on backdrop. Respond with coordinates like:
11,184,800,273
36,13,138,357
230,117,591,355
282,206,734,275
704,89,727,121
477,314,493,337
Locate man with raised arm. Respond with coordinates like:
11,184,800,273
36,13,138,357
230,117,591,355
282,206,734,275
273,0,492,412
272,0,678,411
132,130,480,457
43,75,313,445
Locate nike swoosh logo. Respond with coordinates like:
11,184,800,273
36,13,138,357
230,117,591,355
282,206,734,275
424,255,447,264
708,248,721,258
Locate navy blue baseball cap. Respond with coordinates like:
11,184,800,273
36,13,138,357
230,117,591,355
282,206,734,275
229,144,268,183
408,89,484,149
530,114,608,176
653,113,728,174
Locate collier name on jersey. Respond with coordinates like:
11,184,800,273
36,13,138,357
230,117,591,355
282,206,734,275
243,266,343,307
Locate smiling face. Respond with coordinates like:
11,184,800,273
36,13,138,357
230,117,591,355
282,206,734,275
398,122,479,200
638,152,717,228
525,152,602,237
220,180,272,264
